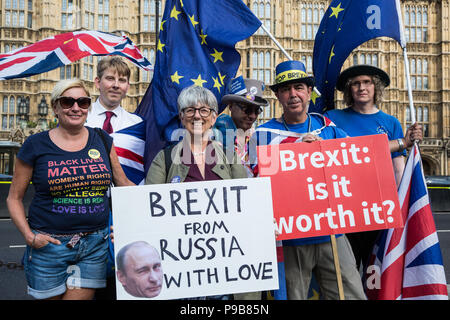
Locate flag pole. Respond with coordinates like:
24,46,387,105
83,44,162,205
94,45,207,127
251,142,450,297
259,23,322,97
402,47,416,124
260,23,292,60
330,235,345,300
260,22,344,300
395,0,416,124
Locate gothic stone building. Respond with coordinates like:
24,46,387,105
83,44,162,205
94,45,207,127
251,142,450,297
0,0,448,176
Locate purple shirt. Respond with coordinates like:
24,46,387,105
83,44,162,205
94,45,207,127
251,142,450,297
182,143,221,182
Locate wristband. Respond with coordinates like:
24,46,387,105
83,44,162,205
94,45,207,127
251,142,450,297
397,138,405,152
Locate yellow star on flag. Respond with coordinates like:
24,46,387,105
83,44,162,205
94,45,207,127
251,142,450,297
199,29,208,45
218,72,226,85
171,71,184,84
210,49,224,63
212,76,222,93
329,2,344,19
329,45,335,64
160,20,166,31
189,14,199,28
191,74,207,87
157,39,165,52
170,5,181,20
180,0,184,7
310,90,319,105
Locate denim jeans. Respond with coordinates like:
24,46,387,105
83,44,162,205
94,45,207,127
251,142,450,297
24,227,109,299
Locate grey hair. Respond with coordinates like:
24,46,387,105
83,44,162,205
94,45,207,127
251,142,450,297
51,79,90,108
177,85,218,113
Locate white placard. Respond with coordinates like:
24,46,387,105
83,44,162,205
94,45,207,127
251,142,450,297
111,177,278,300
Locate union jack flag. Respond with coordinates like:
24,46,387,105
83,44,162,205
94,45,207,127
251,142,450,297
366,144,448,300
110,120,146,186
0,30,152,80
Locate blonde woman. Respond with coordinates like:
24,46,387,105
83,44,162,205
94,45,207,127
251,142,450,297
7,79,133,300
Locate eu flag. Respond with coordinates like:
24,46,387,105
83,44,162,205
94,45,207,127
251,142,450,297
311,0,405,113
136,0,261,171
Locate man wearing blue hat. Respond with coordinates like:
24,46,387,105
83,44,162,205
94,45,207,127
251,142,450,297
250,60,366,300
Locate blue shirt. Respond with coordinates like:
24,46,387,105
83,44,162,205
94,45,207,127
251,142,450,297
324,107,406,158
18,127,113,234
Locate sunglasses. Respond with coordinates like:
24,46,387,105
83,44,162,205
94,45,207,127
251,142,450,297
57,96,91,109
235,103,262,116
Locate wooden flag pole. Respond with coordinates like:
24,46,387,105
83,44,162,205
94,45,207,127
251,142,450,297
330,235,345,300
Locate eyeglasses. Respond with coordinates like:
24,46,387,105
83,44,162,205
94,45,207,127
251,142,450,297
235,103,262,116
57,96,91,109
182,106,215,118
350,79,373,88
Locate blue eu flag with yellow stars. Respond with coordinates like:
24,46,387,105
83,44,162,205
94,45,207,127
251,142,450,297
311,0,405,113
136,0,261,170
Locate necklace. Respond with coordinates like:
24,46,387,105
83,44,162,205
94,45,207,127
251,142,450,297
192,151,205,156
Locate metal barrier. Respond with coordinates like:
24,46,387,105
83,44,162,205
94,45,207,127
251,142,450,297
426,176,450,212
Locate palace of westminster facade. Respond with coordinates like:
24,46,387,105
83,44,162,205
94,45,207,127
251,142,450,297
0,0,449,176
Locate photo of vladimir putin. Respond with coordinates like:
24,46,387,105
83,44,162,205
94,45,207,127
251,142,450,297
116,241,163,298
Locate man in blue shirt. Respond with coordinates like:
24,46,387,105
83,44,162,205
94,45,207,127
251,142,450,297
251,60,365,300
325,65,423,272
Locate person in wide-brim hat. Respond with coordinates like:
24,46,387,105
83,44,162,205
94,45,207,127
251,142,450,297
336,64,390,92
221,77,269,108
269,60,314,92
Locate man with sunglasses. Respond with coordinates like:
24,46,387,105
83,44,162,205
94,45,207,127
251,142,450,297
214,76,269,173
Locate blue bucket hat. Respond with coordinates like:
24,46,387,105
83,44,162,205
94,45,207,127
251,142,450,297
269,60,315,92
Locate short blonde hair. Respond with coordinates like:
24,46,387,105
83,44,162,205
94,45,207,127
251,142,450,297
51,79,90,108
97,56,130,80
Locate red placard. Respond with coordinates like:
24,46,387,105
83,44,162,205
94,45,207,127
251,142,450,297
257,134,403,240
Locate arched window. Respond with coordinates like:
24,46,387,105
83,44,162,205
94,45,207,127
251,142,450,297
300,2,326,40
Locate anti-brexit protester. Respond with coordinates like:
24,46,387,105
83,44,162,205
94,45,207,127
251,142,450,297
250,60,366,300
146,85,249,299
7,79,134,300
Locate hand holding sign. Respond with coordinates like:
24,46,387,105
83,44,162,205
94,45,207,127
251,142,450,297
257,134,403,240
111,178,279,300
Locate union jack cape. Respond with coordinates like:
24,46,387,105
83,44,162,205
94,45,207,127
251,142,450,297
110,120,146,186
105,120,146,276
365,144,448,300
0,30,152,80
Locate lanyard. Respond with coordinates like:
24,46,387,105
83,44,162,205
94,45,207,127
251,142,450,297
281,113,312,132
281,112,327,136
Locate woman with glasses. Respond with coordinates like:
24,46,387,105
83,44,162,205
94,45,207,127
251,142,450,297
7,79,133,300
145,86,247,300
146,85,247,185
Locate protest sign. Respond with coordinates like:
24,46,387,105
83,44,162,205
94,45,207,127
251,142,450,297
111,177,278,300
257,134,403,241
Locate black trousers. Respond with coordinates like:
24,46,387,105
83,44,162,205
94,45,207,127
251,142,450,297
346,230,380,270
